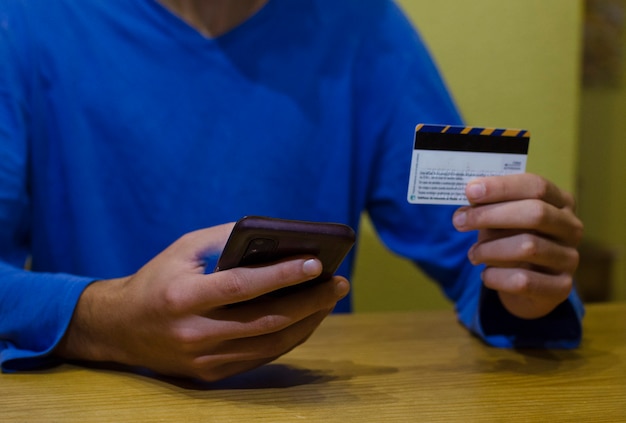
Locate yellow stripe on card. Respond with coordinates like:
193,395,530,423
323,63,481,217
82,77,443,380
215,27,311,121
502,129,523,137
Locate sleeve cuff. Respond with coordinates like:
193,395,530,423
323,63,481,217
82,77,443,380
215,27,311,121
459,286,584,349
1,276,95,373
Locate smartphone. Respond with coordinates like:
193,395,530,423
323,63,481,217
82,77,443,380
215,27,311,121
215,216,356,287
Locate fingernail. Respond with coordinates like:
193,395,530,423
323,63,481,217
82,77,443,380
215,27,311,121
467,182,486,201
453,210,467,228
334,280,350,297
303,259,322,276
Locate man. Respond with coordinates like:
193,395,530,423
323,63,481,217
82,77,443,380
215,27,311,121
0,0,583,382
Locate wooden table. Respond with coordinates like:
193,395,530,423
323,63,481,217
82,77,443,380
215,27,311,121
2,303,625,422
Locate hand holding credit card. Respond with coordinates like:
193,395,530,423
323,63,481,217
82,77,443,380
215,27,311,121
407,124,530,205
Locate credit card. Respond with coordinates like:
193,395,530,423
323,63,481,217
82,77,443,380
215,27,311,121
407,124,530,205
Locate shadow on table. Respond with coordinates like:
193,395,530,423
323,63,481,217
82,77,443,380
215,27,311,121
162,359,397,390
68,358,398,392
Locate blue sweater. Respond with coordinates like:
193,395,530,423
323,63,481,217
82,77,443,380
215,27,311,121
0,0,583,372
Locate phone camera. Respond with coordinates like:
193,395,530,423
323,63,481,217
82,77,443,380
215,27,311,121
243,238,277,263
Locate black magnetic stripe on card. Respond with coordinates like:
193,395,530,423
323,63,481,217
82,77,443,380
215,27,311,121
413,131,529,154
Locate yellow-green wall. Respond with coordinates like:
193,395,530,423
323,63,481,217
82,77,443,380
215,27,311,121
579,28,626,302
353,0,583,312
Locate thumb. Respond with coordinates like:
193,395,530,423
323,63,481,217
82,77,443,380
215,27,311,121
163,223,236,268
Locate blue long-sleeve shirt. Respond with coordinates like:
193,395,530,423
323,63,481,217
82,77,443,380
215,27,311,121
0,0,583,372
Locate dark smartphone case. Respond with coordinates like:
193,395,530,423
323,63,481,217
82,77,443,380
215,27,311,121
215,216,356,284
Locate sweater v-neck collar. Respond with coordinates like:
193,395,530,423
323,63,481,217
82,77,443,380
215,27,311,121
137,0,277,48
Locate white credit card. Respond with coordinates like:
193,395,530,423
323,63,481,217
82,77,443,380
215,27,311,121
407,124,530,206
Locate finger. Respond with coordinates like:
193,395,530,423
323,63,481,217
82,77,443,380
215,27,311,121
453,199,583,247
207,309,328,364
187,310,330,382
466,174,575,210
481,267,573,319
476,228,525,243
207,276,349,338
169,277,348,345
164,257,329,313
482,267,572,303
195,357,276,383
468,233,580,275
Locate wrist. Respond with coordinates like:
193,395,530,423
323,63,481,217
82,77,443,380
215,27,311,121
54,277,130,364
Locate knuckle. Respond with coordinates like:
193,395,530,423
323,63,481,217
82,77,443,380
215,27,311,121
559,272,574,289
564,190,577,210
162,285,186,314
511,271,533,295
526,201,549,227
570,215,585,245
191,360,225,383
519,234,539,258
170,327,204,351
554,274,574,301
220,270,250,298
254,314,287,334
529,175,550,199
198,370,226,383
565,248,581,274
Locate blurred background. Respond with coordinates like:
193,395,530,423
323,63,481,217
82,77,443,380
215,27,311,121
352,0,626,311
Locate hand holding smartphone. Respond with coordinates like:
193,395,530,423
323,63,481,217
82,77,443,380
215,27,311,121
215,216,356,289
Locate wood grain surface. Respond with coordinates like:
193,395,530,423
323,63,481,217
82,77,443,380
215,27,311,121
2,303,624,422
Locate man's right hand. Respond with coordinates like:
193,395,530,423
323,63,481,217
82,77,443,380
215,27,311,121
54,224,350,382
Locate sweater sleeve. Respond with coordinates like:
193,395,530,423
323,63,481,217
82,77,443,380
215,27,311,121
358,1,584,349
0,265,94,372
0,3,95,372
